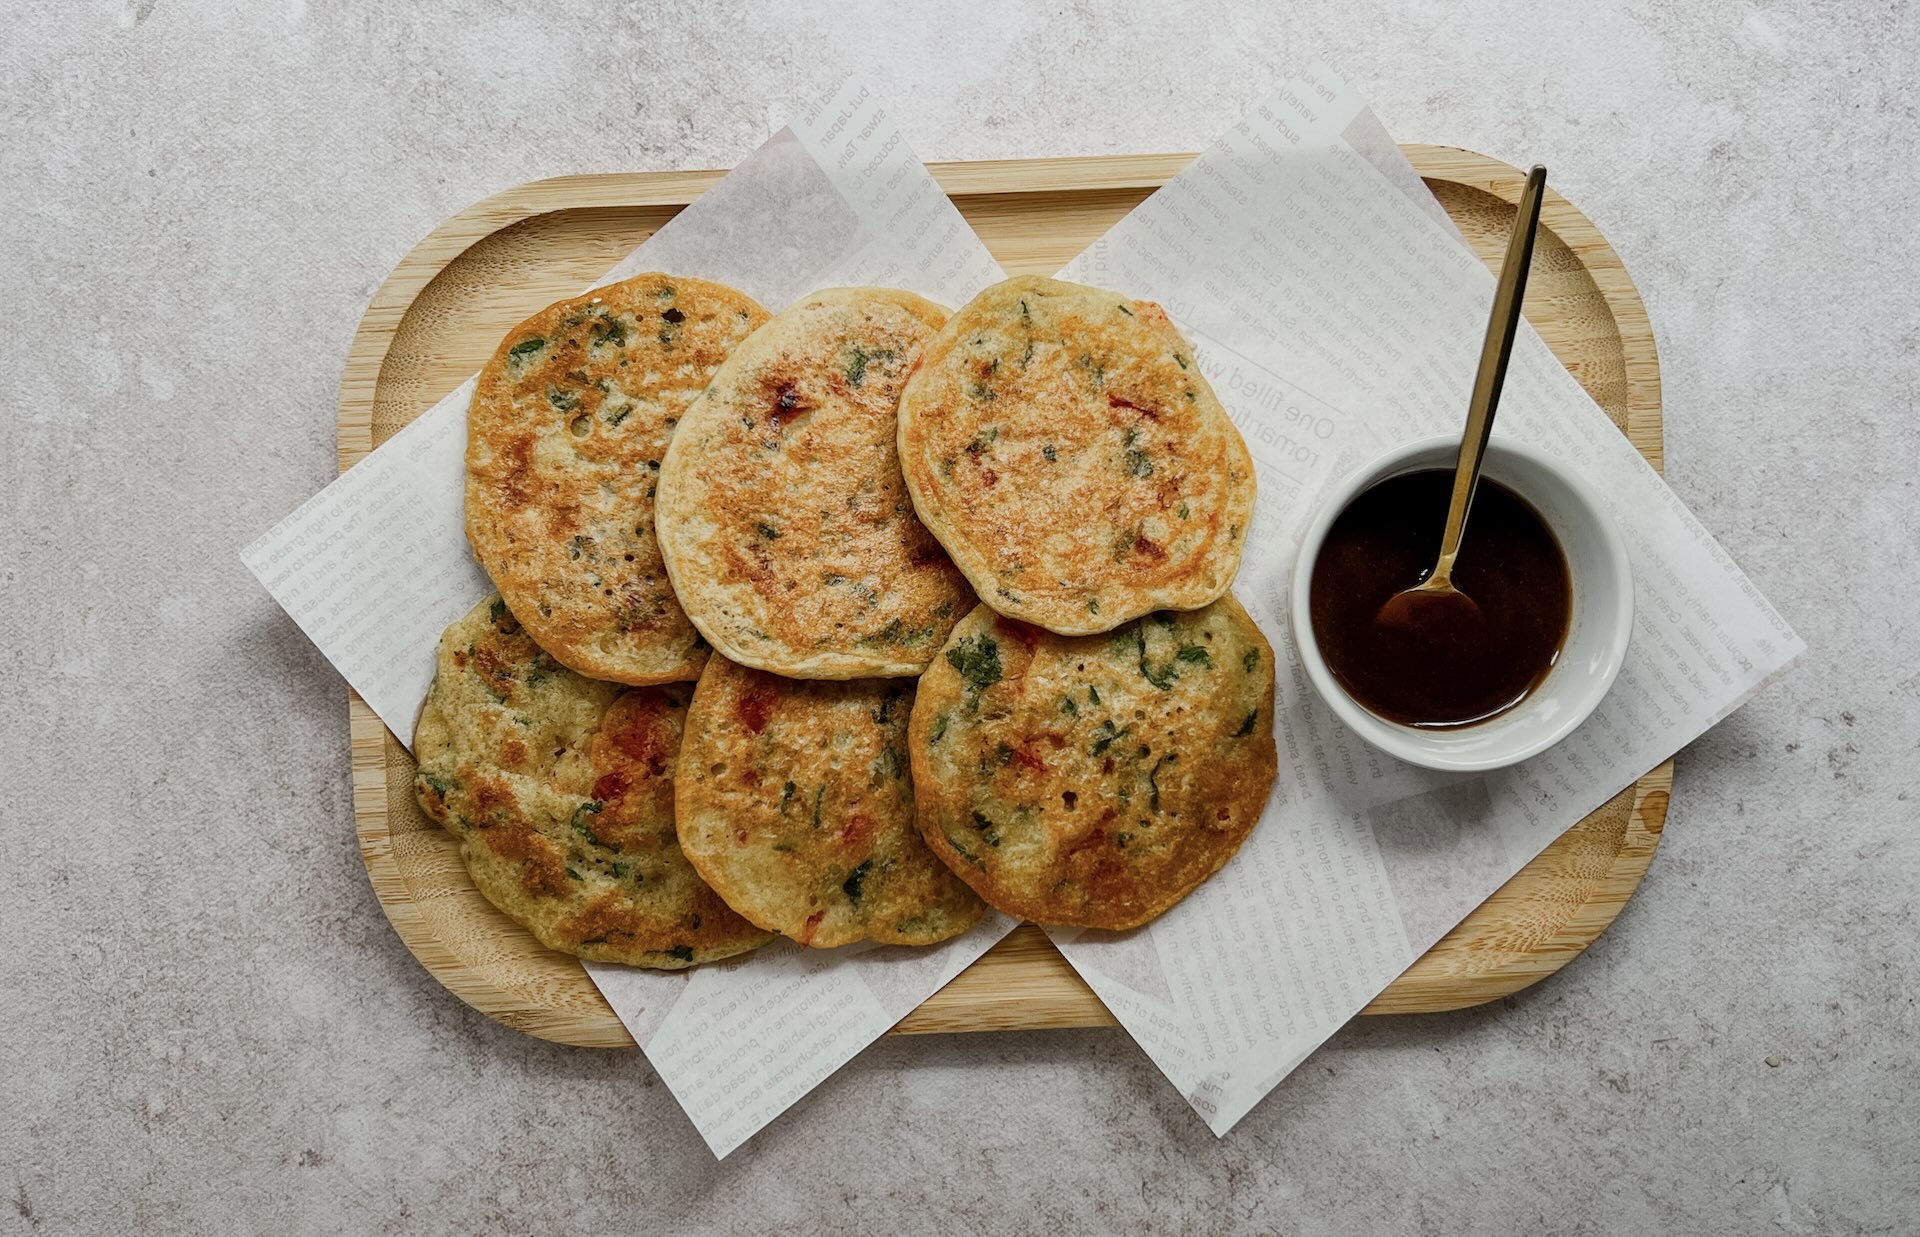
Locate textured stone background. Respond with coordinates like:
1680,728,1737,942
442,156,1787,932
4,1,1915,1232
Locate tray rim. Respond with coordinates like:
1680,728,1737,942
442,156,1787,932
341,146,1670,1045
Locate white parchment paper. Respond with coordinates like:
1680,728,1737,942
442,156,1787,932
241,78,1016,1159
1047,63,1803,1135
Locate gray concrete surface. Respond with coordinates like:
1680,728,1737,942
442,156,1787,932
3,1,1914,1232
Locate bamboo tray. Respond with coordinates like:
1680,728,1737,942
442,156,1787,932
345,146,1671,1045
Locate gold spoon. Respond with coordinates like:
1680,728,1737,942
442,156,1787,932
1377,163,1548,636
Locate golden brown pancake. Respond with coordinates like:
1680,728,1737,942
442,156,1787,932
897,275,1255,636
466,273,769,685
674,656,984,947
412,595,773,966
908,595,1277,929
654,288,975,679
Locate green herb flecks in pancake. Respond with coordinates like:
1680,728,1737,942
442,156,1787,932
412,594,772,967
654,288,974,680
675,655,984,947
908,596,1276,930
467,274,769,686
898,276,1256,636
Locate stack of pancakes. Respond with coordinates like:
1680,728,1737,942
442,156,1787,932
414,273,1277,968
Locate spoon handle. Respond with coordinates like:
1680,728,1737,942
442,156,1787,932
1430,164,1548,586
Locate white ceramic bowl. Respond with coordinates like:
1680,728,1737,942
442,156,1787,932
1289,435,1633,773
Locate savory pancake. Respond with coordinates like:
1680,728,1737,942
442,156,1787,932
466,273,769,685
412,594,772,967
908,595,1277,930
896,276,1256,636
654,288,975,679
674,656,984,947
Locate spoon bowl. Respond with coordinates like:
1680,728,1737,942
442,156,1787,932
1374,579,1485,639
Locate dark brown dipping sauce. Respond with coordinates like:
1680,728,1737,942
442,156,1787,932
1309,470,1571,729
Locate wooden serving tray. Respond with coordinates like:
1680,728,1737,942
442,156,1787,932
345,147,1670,1045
